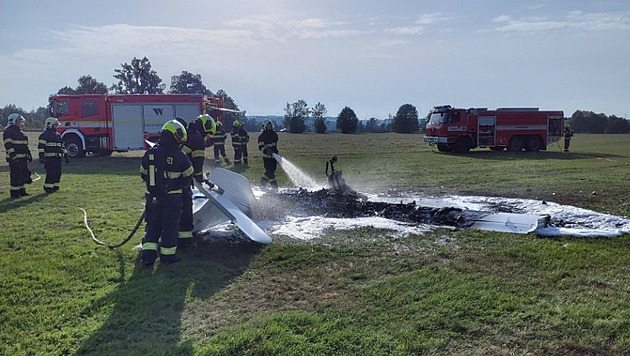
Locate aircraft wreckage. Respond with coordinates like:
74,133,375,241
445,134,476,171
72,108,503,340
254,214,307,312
193,157,559,243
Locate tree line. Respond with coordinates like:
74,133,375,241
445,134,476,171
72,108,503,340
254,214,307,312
567,110,629,134
279,101,420,134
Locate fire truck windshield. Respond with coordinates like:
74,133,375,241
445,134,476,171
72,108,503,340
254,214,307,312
428,112,449,124
49,100,69,117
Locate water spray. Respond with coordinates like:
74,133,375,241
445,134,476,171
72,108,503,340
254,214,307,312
272,153,323,190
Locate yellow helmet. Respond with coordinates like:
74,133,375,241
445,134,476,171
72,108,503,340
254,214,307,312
197,114,216,134
162,120,188,143
45,117,60,129
7,113,25,125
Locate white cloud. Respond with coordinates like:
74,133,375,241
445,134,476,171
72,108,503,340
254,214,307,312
494,10,630,33
493,15,511,23
415,12,453,25
385,26,425,35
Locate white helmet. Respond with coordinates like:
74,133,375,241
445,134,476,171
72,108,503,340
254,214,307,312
45,117,60,129
7,113,25,126
262,119,273,130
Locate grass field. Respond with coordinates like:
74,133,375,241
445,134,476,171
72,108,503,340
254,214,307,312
1,132,630,355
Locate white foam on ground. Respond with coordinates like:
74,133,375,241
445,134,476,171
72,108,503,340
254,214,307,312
368,192,630,238
251,188,630,240
260,215,435,241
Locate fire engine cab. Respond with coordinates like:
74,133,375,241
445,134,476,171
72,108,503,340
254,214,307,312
423,105,564,153
48,94,225,158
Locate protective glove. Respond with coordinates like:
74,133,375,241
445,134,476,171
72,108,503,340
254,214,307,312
203,179,215,189
27,152,33,162
64,154,70,164
9,152,16,161
39,153,45,165
263,148,270,155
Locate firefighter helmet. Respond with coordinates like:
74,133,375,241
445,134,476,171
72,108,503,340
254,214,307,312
162,120,188,143
197,114,216,134
262,119,273,130
7,113,25,126
175,117,187,129
232,120,242,127
45,117,60,129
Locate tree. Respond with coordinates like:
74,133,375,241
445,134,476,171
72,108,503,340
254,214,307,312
75,75,108,94
606,115,630,134
283,100,309,133
170,71,211,95
57,75,108,95
215,89,242,127
111,57,165,94
336,106,358,134
312,102,327,134
314,118,327,133
57,86,76,95
365,117,380,133
392,104,419,133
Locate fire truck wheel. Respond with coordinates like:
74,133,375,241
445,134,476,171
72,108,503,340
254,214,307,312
507,136,524,152
437,143,452,152
453,137,472,153
64,135,86,159
525,136,542,152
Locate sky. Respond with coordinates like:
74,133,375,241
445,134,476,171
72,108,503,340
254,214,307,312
1,0,629,119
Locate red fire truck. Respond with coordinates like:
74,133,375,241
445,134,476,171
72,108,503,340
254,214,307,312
48,94,225,158
423,105,564,153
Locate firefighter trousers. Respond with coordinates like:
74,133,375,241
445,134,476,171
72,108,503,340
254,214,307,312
44,157,62,193
233,145,248,164
261,157,277,187
9,159,31,197
213,144,227,160
142,193,183,264
179,186,194,246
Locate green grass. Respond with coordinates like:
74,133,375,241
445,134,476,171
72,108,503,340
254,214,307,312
1,132,630,355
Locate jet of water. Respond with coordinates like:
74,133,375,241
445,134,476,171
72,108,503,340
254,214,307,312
273,153,324,190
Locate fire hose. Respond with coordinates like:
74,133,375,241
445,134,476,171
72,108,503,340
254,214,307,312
83,181,217,249
81,207,146,249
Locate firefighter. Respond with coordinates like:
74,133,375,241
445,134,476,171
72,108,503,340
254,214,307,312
563,125,574,152
3,113,33,198
38,117,69,193
212,120,230,166
178,114,216,248
258,119,279,189
139,120,193,266
231,120,249,166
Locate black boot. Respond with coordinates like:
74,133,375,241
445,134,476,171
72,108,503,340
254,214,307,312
19,189,29,197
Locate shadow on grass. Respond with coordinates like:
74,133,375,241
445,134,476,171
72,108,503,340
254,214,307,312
0,190,48,213
76,237,263,355
434,150,623,161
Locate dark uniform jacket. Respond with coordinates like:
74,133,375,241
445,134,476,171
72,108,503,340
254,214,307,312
140,137,193,196
38,129,65,160
231,127,249,147
258,129,279,158
181,123,206,182
212,128,226,146
3,125,31,162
